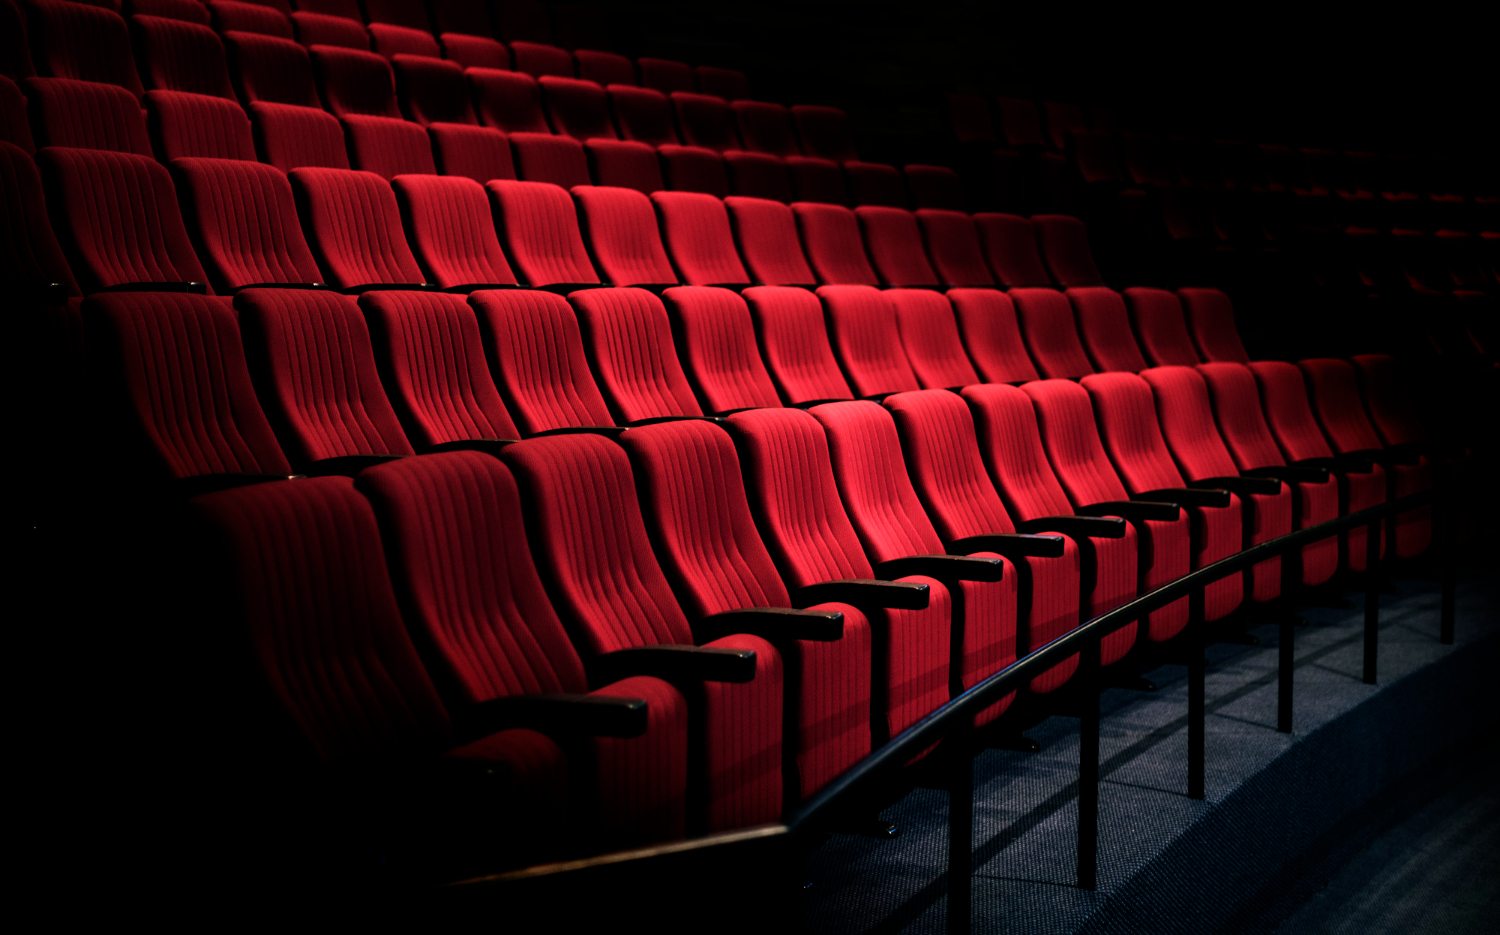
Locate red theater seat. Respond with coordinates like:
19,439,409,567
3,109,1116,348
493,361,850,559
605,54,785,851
1125,287,1202,366
1069,286,1148,373
488,179,600,289
1033,214,1105,287
743,286,854,405
541,76,615,141
820,284,922,398
889,289,980,389
132,15,236,98
470,68,549,133
394,56,474,126
29,0,144,96
672,92,740,152
225,32,320,106
147,91,255,160
509,131,590,187
26,78,152,154
391,174,516,290
795,202,879,285
174,157,323,290
949,289,1040,384
917,210,995,288
1010,287,1096,379
974,212,1051,288
572,184,677,287
661,286,782,412
568,287,703,422
726,196,816,287
251,101,350,170
585,139,664,193
652,191,751,288
290,167,425,288
857,206,940,288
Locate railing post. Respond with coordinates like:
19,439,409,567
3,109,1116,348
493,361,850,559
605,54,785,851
1076,636,1101,890
946,718,973,935
1439,484,1456,646
1277,608,1294,733
1363,517,1381,685
1187,589,1206,801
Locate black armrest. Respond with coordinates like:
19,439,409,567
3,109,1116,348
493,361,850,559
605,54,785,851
301,454,406,476
695,607,844,643
1079,500,1182,521
1016,515,1128,539
625,415,728,427
948,532,1066,559
443,283,524,293
95,281,209,294
1245,464,1331,483
588,645,758,686
233,281,327,292
531,425,627,439
175,472,301,496
1191,475,1282,496
874,554,1005,582
427,439,516,456
793,578,930,612
791,397,857,409
1298,454,1378,473
608,282,674,294
548,283,607,295
1134,487,1232,508
456,693,648,741
338,282,433,294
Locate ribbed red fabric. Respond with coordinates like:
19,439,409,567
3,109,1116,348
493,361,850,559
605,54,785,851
237,287,415,462
856,206,938,287
573,185,676,285
342,114,436,177
0,142,78,293
652,191,751,286
698,65,749,100
732,100,798,156
659,144,728,196
290,167,424,286
134,15,235,98
225,32,320,105
511,131,592,186
392,174,517,289
742,286,853,405
504,433,784,830
569,287,703,422
509,41,574,78
672,92,740,151
888,289,979,389
40,147,209,291
609,85,679,145
845,161,906,208
428,124,514,183
637,57,695,95
974,213,1051,288
312,46,399,118
820,284,921,398
86,291,291,479
540,76,615,141
1033,214,1104,287
364,0,428,29
622,420,872,796
469,288,614,433
291,12,369,49
725,196,816,285
174,157,323,290
724,151,792,202
147,90,255,160
488,179,600,286
26,78,152,155
948,289,1040,384
1178,287,1249,363
1125,287,1201,366
662,286,782,412
440,34,509,71
906,166,965,210
29,0,143,96
368,24,439,59
793,202,878,285
251,102,350,171
395,56,474,126
585,140,664,194
575,50,635,87
1010,287,1096,379
1063,287,1144,373
791,105,856,160
360,291,519,445
469,68,550,133
0,76,33,153
214,4,294,39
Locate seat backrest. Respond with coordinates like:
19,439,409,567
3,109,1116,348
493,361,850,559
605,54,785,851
339,112,436,179
213,0,294,35
508,40,573,78
368,24,439,59
0,0,35,80
973,212,1051,288
146,90,255,160
290,166,424,287
1125,287,1201,366
225,31,319,106
312,45,400,118
510,131,592,187
540,76,614,141
723,150,792,202
250,101,350,171
572,184,676,286
395,55,473,126
1178,287,1249,363
810,400,948,562
1197,362,1291,471
26,77,151,154
503,433,696,655
364,0,431,28
360,290,519,447
622,420,793,616
916,210,993,286
440,33,509,70
670,91,738,151
791,104,855,160
637,57,694,94
583,139,663,194
1068,286,1148,372
429,124,514,184
487,179,600,287
1352,353,1422,447
0,142,77,293
136,0,214,25
884,388,1019,541
661,286,781,412
291,11,369,49
469,68,549,133
856,206,938,288
726,406,876,586
844,160,905,208
574,49,634,87
356,452,590,706
174,157,322,290
133,14,235,98
1299,357,1384,454
470,288,614,433
651,191,750,286
569,287,703,422
742,285,853,405
608,84,678,145
1032,214,1104,287
0,74,33,153
905,164,965,210
794,202,878,285
819,284,921,398
725,195,815,286
947,288,1041,384
961,382,1079,519
994,96,1045,148
29,0,143,96
1140,365,1240,480
193,476,453,762
40,146,208,291
732,100,798,156
1010,287,1095,379
659,143,728,196
237,287,415,462
86,291,291,479
888,289,979,389
392,174,516,289
1021,378,1131,505
698,66,749,101
1081,371,1189,492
